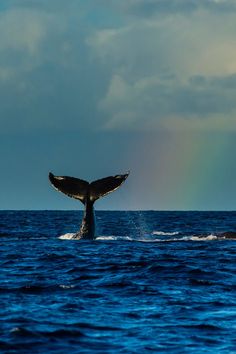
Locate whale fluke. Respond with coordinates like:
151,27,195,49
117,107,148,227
49,171,129,240
49,173,89,204
49,172,129,204
89,174,129,202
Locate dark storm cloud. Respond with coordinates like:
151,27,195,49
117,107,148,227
0,0,235,211
1,0,236,134
101,73,236,130
171,74,236,117
0,62,107,133
0,4,111,134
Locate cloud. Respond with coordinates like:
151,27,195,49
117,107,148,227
0,0,235,210
4,0,82,13
98,73,236,131
87,8,236,132
0,0,236,135
89,9,236,78
118,0,236,17
0,3,110,134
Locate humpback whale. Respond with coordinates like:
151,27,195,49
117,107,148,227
49,172,129,240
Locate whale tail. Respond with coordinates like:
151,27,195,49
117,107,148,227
49,172,129,204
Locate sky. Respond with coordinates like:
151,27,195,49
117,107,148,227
0,0,236,210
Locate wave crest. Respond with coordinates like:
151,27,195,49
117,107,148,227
152,231,179,236
184,234,218,241
58,232,227,242
96,236,133,241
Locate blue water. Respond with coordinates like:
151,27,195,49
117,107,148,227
0,211,236,353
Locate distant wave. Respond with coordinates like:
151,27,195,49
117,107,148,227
59,234,134,241
96,234,218,242
59,232,230,242
152,231,179,236
182,234,218,241
136,234,218,242
96,236,133,241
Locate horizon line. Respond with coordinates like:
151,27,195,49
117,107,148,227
0,209,235,212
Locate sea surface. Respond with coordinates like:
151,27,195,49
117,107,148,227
0,210,236,353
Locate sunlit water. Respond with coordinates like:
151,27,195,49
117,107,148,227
0,211,236,353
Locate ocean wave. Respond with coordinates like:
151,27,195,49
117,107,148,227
140,234,218,242
183,234,218,241
96,236,133,241
59,233,223,242
59,234,134,241
96,234,219,242
59,285,75,289
10,326,86,338
152,231,179,236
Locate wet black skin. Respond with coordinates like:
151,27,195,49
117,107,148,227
72,199,95,240
49,172,129,240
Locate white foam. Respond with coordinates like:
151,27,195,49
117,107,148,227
59,233,75,240
59,234,133,241
96,236,133,241
97,236,172,243
58,233,218,242
176,234,217,242
152,231,179,236
191,235,217,241
138,235,218,242
59,284,75,289
138,238,164,243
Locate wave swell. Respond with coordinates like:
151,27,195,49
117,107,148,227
59,232,227,242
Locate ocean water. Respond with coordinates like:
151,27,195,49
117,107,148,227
0,210,236,353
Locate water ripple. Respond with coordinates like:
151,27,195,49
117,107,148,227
0,210,235,353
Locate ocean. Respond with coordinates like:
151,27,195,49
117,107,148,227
0,210,236,353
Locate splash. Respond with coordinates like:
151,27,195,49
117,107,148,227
184,234,218,241
59,233,75,240
59,232,220,242
59,234,134,241
95,234,219,242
